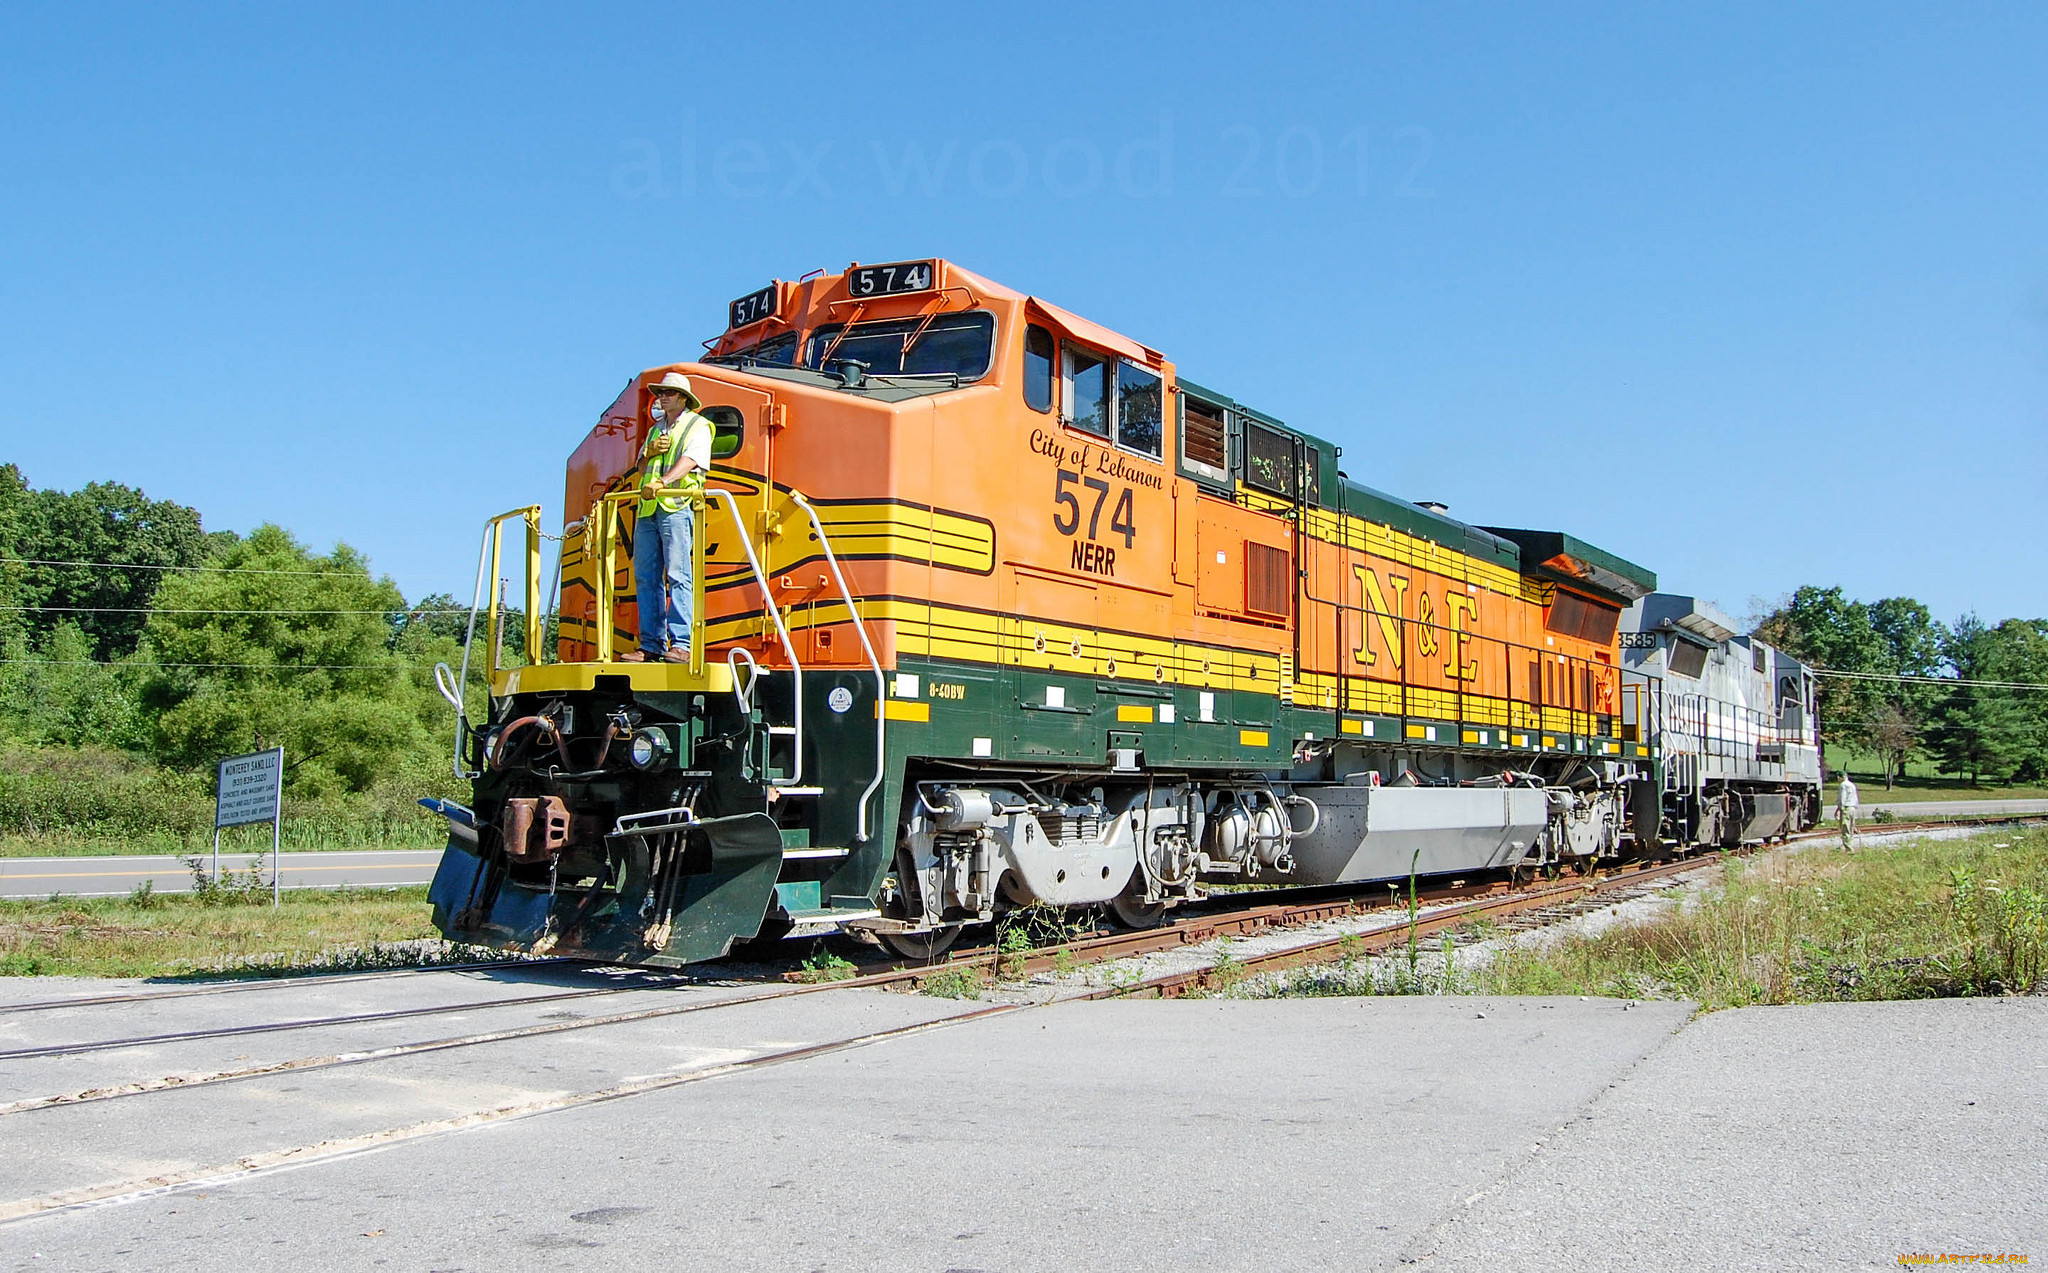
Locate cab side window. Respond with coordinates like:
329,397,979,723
1116,362,1163,458
1024,325,1055,413
703,405,745,459
1063,346,1110,438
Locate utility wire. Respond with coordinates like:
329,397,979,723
1810,668,2048,692
1,606,474,616
0,556,380,577
0,659,416,671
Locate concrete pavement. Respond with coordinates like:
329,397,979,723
0,994,1695,1271
0,849,440,898
1,985,2037,1271
1418,998,2047,1270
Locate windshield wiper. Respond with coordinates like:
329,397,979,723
865,371,964,387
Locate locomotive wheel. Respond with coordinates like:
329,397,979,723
1107,870,1167,929
880,925,962,962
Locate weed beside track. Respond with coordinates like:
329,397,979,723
1249,827,2047,1010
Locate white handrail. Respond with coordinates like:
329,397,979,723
703,488,805,786
789,491,888,843
445,519,495,780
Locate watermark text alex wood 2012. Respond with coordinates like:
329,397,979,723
610,111,1436,202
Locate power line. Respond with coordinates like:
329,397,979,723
1810,668,2048,692
0,556,393,578
0,659,414,671
2,613,471,622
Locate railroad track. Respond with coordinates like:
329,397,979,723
0,998,1022,1225
0,957,576,1017
0,979,700,1063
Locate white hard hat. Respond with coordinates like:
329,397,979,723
647,371,703,410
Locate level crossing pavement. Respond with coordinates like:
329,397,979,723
0,849,441,898
0,981,2035,1271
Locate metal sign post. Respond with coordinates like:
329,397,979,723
214,747,285,906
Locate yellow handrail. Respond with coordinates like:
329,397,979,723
482,505,543,683
586,487,706,677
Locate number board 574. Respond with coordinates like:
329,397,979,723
846,260,936,298
729,285,778,329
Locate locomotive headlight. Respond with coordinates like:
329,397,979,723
628,726,672,771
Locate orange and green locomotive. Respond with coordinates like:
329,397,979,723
425,259,1666,965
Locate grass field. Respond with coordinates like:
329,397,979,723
0,885,479,979
1255,826,2047,1010
1823,777,2048,805
1823,743,2048,803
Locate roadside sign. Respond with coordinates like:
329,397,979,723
212,747,284,905
216,748,284,828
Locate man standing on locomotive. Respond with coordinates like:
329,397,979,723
622,372,713,664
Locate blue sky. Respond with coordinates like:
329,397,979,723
3,2,2043,624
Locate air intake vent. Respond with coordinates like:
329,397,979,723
1183,399,1227,470
1245,542,1291,617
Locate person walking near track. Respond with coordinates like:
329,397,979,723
622,372,713,664
1836,772,1860,851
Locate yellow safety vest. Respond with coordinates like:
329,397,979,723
637,412,712,517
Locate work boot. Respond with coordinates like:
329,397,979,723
618,649,650,663
661,647,690,664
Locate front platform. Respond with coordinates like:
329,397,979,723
491,659,737,697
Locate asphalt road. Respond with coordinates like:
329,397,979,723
1856,797,2048,818
0,849,441,899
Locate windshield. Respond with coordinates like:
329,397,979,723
711,332,797,368
806,311,996,380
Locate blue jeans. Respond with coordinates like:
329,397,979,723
632,506,694,655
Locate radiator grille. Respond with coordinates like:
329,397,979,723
1245,542,1291,617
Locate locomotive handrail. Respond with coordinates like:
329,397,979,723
584,487,706,677
483,506,544,683
446,505,543,778
789,490,887,843
703,487,805,787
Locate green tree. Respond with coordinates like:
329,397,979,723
1861,596,1947,784
1925,615,2043,785
1752,585,1886,751
137,525,432,795
0,620,149,750
1868,597,1945,679
0,463,231,659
